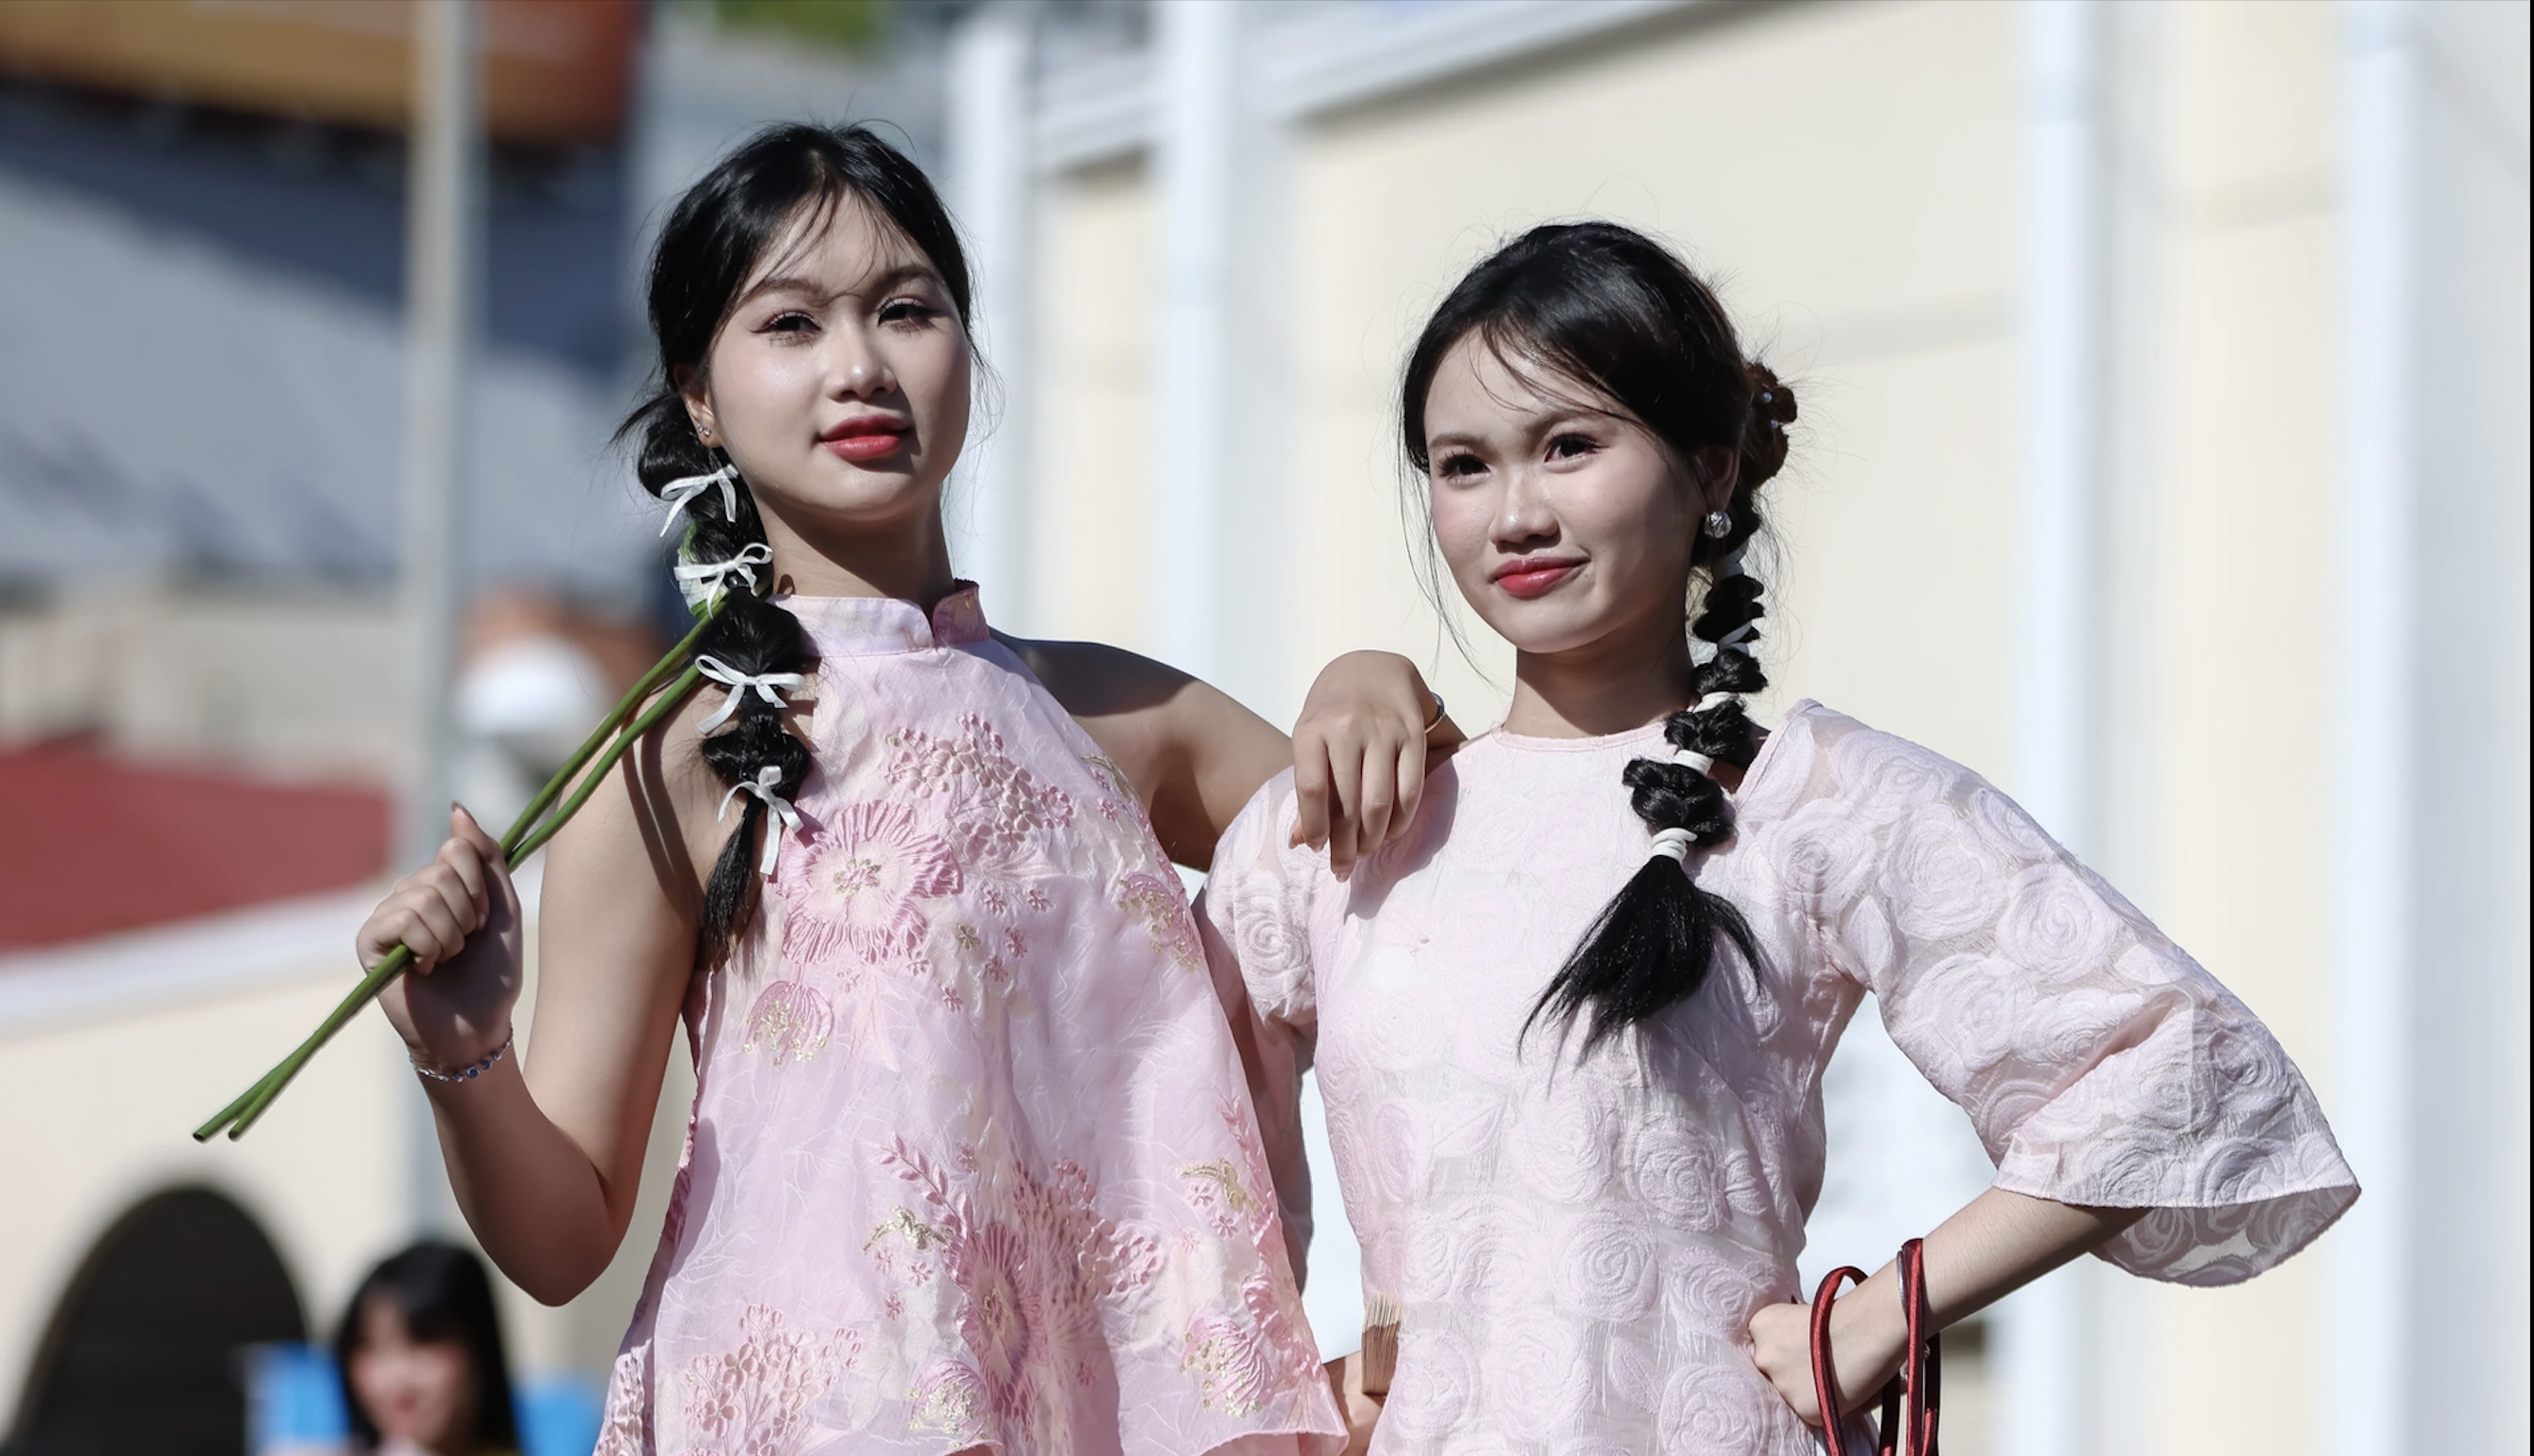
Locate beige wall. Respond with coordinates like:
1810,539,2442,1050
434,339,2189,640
1021,157,1158,652
2098,5,2343,1449
0,886,693,1430
0,930,409,1427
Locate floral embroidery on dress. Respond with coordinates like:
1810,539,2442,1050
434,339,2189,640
863,1206,948,1289
1071,753,1184,889
740,981,831,1065
877,1136,1164,1448
593,1345,653,1456
884,715,1076,865
1116,870,1204,973
778,800,962,971
1181,1268,1315,1416
1174,1101,1323,1413
1178,1158,1260,1233
608,594,1347,1453
907,1359,990,1441
678,1306,861,1456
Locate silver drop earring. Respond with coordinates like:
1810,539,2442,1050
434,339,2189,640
1703,510,1734,540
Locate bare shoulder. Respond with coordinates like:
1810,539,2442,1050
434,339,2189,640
543,676,729,909
994,633,1286,867
994,632,1207,813
997,632,1196,723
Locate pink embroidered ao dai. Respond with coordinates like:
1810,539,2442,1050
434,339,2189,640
597,588,1343,1456
1201,702,2358,1455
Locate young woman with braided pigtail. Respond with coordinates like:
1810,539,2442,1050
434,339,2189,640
346,123,1473,1454
1202,222,2356,1454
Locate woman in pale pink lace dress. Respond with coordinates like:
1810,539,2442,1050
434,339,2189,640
1203,223,2357,1453
349,125,1456,1456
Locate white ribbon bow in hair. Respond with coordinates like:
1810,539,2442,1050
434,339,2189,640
658,464,741,536
693,654,807,734
675,543,773,609
718,765,801,877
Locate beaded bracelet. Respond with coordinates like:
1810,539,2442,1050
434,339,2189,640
412,1026,515,1084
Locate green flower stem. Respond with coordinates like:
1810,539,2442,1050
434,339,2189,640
194,599,731,1142
496,605,722,860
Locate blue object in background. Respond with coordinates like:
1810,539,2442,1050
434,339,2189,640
515,1375,605,1456
245,1343,348,1455
245,1343,603,1456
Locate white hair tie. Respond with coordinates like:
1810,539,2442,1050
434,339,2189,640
1693,691,1738,716
1672,746,1718,778
1718,620,1760,648
693,654,806,734
717,765,801,877
658,464,741,537
1649,827,1696,863
674,543,773,608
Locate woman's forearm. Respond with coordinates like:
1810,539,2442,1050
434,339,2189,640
420,1060,630,1306
1821,1188,2145,1404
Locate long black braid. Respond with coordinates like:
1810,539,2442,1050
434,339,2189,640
618,121,975,967
1401,223,1799,1052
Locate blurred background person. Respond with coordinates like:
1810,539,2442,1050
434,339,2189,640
336,1242,521,1456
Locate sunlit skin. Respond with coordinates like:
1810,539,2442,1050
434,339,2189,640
1420,335,1738,746
353,190,1448,1369
1393,334,2144,1434
345,1299,481,1456
677,196,968,606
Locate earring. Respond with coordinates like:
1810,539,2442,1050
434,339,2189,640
1703,510,1734,540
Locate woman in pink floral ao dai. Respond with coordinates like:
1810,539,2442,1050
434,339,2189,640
354,125,1457,1456
1204,224,2357,1453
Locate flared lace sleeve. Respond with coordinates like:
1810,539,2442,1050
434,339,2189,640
1196,771,1324,1286
1788,714,2358,1285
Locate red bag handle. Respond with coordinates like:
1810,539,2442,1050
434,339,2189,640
1808,1238,1940,1456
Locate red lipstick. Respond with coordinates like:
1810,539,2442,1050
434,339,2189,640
1493,555,1582,599
819,414,910,463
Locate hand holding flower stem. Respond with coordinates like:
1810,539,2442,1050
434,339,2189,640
192,595,731,1141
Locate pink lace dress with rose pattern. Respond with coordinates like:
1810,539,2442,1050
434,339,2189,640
595,589,1344,1456
1201,702,2357,1456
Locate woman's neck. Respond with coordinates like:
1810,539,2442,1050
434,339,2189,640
759,503,958,607
1501,618,1698,738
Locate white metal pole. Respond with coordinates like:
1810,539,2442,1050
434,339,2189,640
1150,0,1239,680
946,7,1035,630
400,0,483,1235
1999,2,2105,1450
401,0,481,870
2330,4,2417,1452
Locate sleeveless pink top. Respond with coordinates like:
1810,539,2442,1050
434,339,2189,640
595,588,1343,1456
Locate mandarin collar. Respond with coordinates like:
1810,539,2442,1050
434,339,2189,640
774,582,990,657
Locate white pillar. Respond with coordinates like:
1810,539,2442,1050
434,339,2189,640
1149,0,1241,680
2329,4,2417,1452
400,0,483,1235
946,7,1036,629
1999,2,2105,1450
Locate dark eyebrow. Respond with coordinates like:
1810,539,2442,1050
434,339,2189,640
1429,404,1608,459
735,262,942,311
866,262,939,295
733,274,831,309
